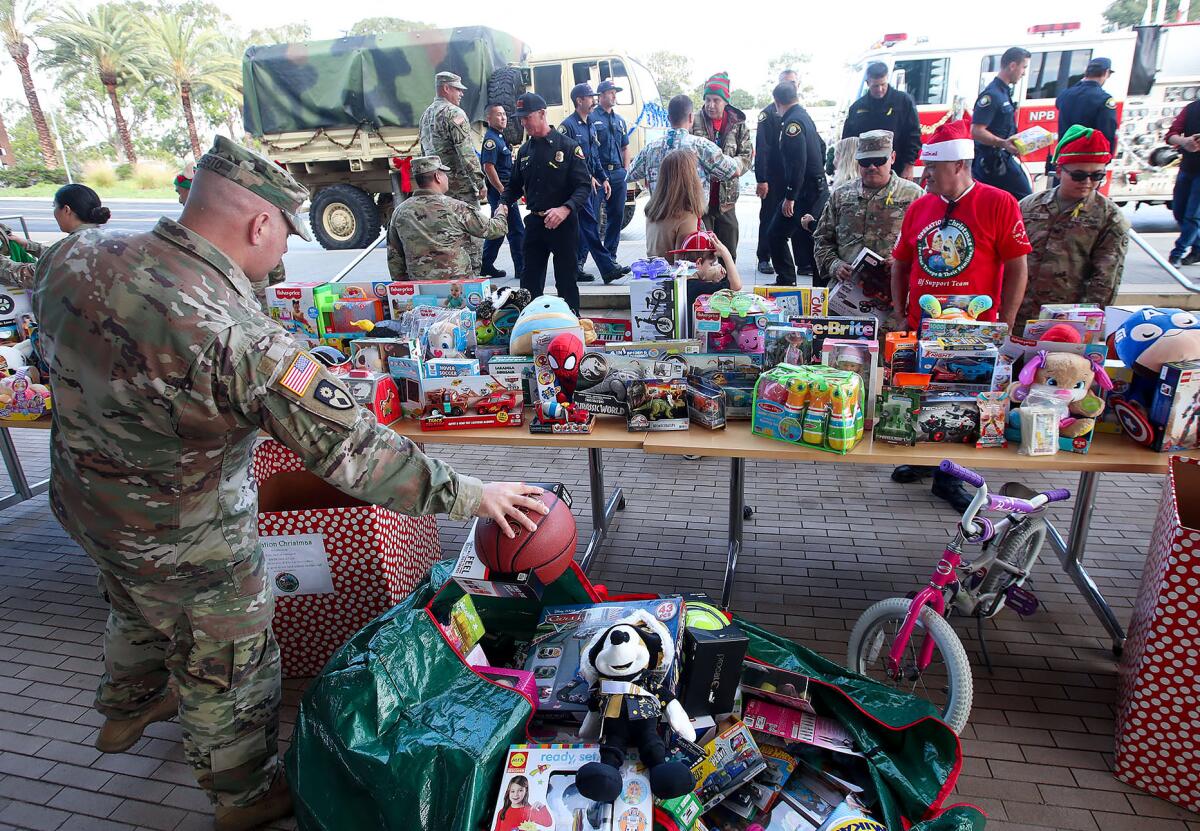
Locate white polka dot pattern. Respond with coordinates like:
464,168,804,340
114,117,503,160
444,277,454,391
1114,455,1200,813
252,440,442,678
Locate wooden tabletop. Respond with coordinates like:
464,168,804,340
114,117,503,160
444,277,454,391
0,416,50,430
391,418,648,450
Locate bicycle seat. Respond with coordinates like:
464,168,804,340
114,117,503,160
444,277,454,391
1000,482,1038,500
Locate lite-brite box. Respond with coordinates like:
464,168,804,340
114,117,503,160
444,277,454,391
682,719,768,810
630,275,688,341
1010,125,1056,156
524,597,684,719
678,353,763,419
693,293,780,354
764,325,815,369
787,316,877,363
1150,359,1200,452
489,745,653,831
751,364,865,454
266,282,333,346
754,285,828,318
386,278,489,316
574,348,686,417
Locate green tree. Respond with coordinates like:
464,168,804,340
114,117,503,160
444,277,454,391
39,4,145,163
1104,0,1199,26
642,51,693,102
347,17,434,36
138,9,240,158
0,0,56,167
247,22,311,47
730,88,755,110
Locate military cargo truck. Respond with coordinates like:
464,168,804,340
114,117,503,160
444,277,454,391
243,27,666,250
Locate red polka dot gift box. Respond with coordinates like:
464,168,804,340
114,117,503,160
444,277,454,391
1115,454,1200,813
253,439,442,678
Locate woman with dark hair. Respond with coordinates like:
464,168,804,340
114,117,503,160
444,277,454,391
0,184,111,288
492,775,551,831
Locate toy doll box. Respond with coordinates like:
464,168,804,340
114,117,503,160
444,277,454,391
524,597,684,719
489,744,652,831
252,440,440,677
386,278,489,317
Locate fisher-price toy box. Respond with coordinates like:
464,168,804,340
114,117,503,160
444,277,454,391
1001,340,1107,454
385,278,489,317
266,282,334,346
489,745,653,831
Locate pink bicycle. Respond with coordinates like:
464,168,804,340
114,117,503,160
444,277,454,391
846,459,1071,733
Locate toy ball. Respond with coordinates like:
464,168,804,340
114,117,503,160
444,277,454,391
474,488,577,584
684,600,729,631
1039,323,1083,344
509,297,579,356
1113,308,1200,377
759,380,789,404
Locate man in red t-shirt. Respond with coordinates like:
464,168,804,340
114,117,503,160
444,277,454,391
889,117,1031,510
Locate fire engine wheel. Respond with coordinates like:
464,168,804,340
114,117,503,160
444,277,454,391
311,185,381,250
487,67,526,147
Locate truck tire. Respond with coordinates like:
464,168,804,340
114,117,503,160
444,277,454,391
597,201,638,242
487,66,525,147
622,202,636,229
310,185,381,250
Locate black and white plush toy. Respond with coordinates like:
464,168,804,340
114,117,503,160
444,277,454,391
575,610,697,803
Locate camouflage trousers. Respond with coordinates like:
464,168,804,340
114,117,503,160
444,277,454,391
447,187,484,273
95,551,281,808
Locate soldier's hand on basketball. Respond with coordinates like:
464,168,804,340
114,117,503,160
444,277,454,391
544,206,571,229
478,482,547,537
755,182,768,199
835,262,853,281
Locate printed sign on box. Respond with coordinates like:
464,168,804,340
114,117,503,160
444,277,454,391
260,533,334,597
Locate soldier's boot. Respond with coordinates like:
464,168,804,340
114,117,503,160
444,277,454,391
213,774,292,831
95,688,179,753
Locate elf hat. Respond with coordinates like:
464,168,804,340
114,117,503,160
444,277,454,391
704,71,731,103
1052,125,1112,165
919,116,974,163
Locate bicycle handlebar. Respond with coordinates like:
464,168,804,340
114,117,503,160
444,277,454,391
938,459,985,488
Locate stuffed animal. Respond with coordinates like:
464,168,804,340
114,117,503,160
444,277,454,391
1113,308,1200,380
918,294,993,322
1008,350,1112,438
426,317,466,359
510,296,579,355
575,610,696,804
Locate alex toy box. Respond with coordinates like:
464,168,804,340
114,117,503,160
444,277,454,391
490,744,652,831
523,597,684,720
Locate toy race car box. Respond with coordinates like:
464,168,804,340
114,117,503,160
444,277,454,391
916,392,980,444
626,377,689,432
786,316,877,364
266,282,333,346
452,517,547,601
822,338,880,427
687,380,727,429
1038,303,1105,343
630,275,688,341
679,353,763,419
920,318,1009,348
419,372,523,431
574,348,686,417
386,278,489,317
341,370,401,426
693,292,781,355
489,744,653,831
764,325,815,370
917,336,999,393
1150,359,1200,452
678,718,768,811
524,597,684,720
754,285,828,318
751,364,865,454
488,354,537,406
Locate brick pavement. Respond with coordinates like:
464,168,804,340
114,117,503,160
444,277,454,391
0,428,1196,830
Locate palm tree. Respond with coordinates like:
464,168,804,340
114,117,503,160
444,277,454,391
0,0,56,168
138,10,240,158
39,4,144,164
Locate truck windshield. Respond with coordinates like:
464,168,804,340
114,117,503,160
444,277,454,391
630,58,662,108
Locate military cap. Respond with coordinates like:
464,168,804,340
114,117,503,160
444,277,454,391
570,83,597,103
515,93,547,118
410,155,451,177
1086,57,1113,74
196,135,311,240
597,79,623,94
436,71,468,91
856,130,894,160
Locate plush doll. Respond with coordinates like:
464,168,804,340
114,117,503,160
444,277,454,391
426,317,466,359
575,610,696,804
918,294,993,322
1113,308,1200,380
1008,350,1112,438
510,296,579,355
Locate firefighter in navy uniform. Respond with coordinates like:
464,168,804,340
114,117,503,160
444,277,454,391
972,46,1033,200
1054,57,1118,181
503,93,593,314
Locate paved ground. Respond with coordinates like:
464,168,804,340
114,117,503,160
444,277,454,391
0,426,1197,830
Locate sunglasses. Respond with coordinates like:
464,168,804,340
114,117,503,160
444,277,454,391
857,157,889,168
1063,169,1106,183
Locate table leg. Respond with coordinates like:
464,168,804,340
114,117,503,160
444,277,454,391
722,457,746,609
578,447,625,573
1044,470,1126,655
0,426,47,510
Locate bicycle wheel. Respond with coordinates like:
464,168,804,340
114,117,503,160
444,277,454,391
846,597,974,734
976,515,1048,602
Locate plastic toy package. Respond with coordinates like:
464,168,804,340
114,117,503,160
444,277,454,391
821,339,879,427
626,377,689,432
1018,392,1062,456
573,348,686,417
679,353,764,419
763,326,815,370
976,391,1010,448
751,364,865,454
670,718,768,811
693,291,781,355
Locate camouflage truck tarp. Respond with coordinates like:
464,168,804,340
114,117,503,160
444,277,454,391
243,26,528,136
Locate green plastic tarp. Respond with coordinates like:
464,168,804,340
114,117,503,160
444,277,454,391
285,562,986,830
242,26,528,136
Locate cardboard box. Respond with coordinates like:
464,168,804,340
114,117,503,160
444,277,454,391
742,698,856,755
348,338,417,374
0,286,33,341
342,370,401,426
764,325,815,369
822,338,879,427
679,353,763,419
529,329,595,434
875,386,922,446
1038,303,1105,343
693,294,780,354
1001,339,1108,453
451,518,546,600
587,316,634,343
687,381,727,429
679,616,748,717
574,348,685,417
916,392,980,444
424,358,481,378
626,377,689,431
385,278,489,317
419,372,523,430
754,285,828,317
253,440,441,677
787,316,877,361
266,282,332,346
630,275,688,340
682,719,768,810
1150,359,1200,451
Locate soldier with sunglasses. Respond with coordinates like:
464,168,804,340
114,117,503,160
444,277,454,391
1015,127,1129,332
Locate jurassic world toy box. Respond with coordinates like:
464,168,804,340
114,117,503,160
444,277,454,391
573,348,686,417
523,597,684,720
626,378,689,431
1150,359,1200,452
489,744,653,831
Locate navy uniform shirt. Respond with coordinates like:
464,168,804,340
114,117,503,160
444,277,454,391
973,76,1019,143
1056,80,1118,154
559,112,606,182
756,106,782,184
479,127,514,194
590,105,629,170
502,129,592,215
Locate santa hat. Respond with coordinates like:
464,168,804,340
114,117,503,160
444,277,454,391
920,116,974,163
703,71,731,103
1052,125,1112,165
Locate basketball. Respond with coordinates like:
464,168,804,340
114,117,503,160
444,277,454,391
474,489,577,584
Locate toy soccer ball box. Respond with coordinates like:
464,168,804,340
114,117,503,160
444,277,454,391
489,744,653,831
386,278,489,317
524,597,684,719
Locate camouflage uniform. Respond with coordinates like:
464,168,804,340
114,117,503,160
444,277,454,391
33,136,483,808
387,189,506,280
250,261,287,316
1017,186,1130,330
0,224,100,289
419,72,485,272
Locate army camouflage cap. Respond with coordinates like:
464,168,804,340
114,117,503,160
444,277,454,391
411,155,451,177
197,135,312,240
856,129,894,160
436,71,468,91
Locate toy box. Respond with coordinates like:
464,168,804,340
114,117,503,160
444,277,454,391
740,663,816,714
976,390,1010,448
1001,339,1107,454
630,275,688,341
1096,360,1134,434
386,355,424,419
419,372,523,430
822,338,879,427
331,279,392,308
424,358,481,378
349,338,416,374
610,339,701,355
386,278,489,317
488,354,537,405
787,316,877,363
0,286,33,342
266,282,333,346
489,744,653,831
751,365,865,454
340,370,401,426
920,318,1009,348
763,325,815,369
452,517,547,600
754,285,828,318
586,316,634,343
321,285,385,335
476,667,538,704
0,371,50,420
530,330,595,435
442,594,485,653
687,381,727,429
524,597,684,719
626,378,689,431
742,698,856,755
679,353,763,419
883,331,918,377
916,392,979,444
827,256,891,320
1150,359,1200,452
1038,303,1105,343
573,348,686,417
679,608,747,717
874,386,923,446
1010,124,1056,156
693,293,780,354
656,793,703,831
917,336,998,392
681,719,768,810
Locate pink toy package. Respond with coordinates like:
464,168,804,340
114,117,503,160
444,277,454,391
477,667,539,706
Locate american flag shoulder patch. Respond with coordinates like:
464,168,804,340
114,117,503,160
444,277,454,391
278,352,320,397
